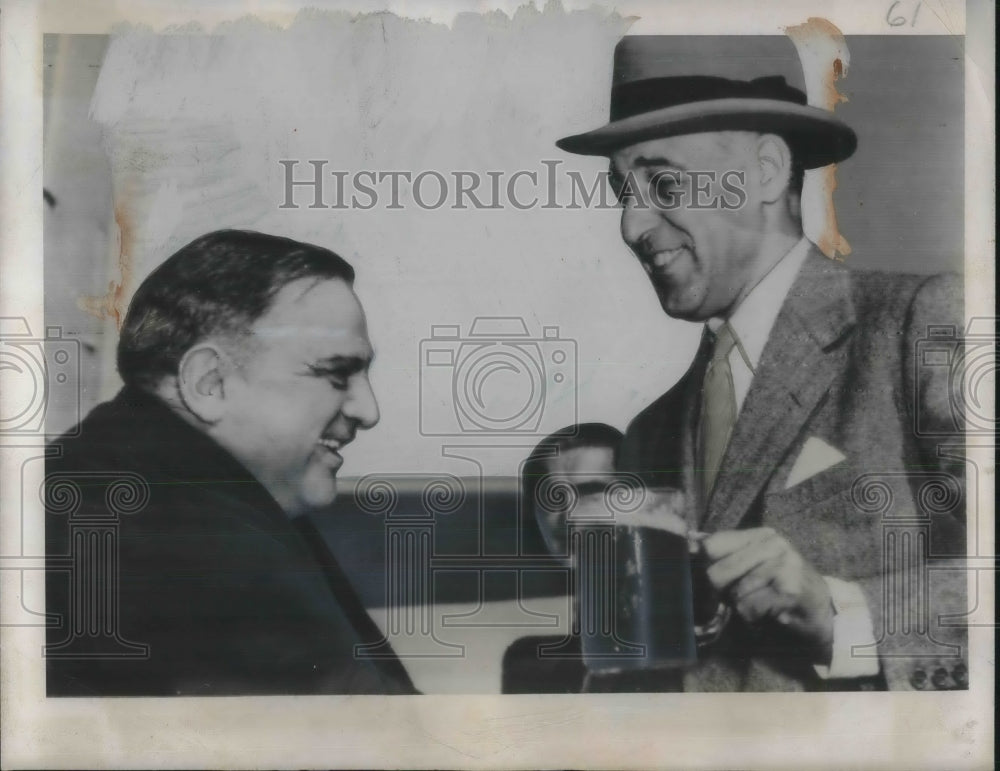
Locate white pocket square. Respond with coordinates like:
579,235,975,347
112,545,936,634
784,437,847,490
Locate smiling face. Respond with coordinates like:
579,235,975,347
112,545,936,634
211,277,379,515
610,131,770,321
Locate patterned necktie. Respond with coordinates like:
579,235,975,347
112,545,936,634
700,322,738,498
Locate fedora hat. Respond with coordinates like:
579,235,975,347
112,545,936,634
557,35,856,168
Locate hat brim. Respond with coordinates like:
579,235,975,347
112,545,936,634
556,98,856,168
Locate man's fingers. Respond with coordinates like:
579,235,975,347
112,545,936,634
729,560,780,603
702,527,778,561
732,583,781,625
725,554,807,624
705,531,785,590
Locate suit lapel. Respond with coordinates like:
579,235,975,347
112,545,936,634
703,250,856,531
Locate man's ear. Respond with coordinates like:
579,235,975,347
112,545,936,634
755,134,794,204
176,343,231,424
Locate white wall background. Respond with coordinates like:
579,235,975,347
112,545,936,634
46,8,698,478
42,11,964,477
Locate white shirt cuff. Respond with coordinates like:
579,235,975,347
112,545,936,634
813,576,880,679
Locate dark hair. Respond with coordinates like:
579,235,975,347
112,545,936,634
787,151,806,200
117,229,355,391
520,422,624,522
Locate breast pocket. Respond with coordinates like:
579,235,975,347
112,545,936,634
766,462,859,510
761,463,879,575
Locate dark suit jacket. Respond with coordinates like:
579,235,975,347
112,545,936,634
45,387,415,695
618,250,968,692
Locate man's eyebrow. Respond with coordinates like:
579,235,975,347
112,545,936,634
609,155,687,183
631,155,688,171
308,354,372,370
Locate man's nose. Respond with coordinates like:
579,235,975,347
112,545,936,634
345,376,380,429
619,196,663,250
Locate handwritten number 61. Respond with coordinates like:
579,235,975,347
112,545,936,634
887,0,922,27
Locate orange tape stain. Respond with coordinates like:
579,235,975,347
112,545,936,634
78,200,134,330
785,17,852,261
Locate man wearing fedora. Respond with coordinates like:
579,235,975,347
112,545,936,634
557,36,967,691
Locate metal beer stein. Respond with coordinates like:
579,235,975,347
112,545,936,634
572,485,730,680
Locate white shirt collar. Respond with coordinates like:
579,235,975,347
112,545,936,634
707,236,812,370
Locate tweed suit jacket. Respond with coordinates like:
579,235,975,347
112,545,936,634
617,249,968,692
